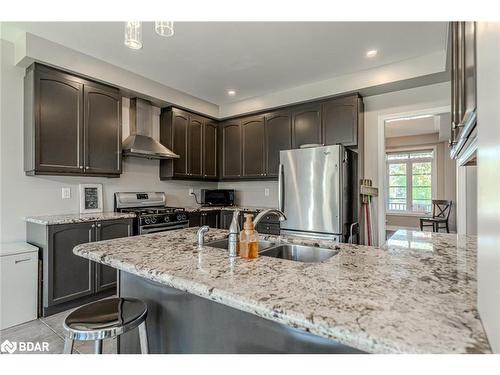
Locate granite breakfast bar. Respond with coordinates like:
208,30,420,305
73,228,490,354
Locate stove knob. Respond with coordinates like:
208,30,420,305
144,218,151,225
164,216,170,223
177,213,187,221
151,217,157,224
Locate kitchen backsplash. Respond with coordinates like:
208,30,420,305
218,181,278,208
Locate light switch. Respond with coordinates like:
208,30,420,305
188,188,194,196
264,188,270,197
61,187,71,199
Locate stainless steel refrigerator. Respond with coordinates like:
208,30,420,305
278,145,358,242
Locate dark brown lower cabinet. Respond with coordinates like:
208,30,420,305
188,211,219,228
47,223,95,307
27,218,133,317
219,210,234,229
95,220,132,292
218,210,280,235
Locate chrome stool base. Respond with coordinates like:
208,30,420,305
62,297,148,354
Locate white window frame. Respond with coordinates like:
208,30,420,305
385,145,437,216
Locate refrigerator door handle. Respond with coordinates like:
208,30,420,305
278,163,284,211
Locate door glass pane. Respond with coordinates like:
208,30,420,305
412,161,432,212
388,163,406,175
389,175,406,187
388,162,407,211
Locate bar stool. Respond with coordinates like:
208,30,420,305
63,297,149,354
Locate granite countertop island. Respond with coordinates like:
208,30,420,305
25,212,136,225
179,205,277,213
73,228,490,354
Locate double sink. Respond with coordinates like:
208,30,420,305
206,239,338,263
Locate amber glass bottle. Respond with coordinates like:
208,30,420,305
239,214,259,259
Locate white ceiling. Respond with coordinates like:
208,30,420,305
385,116,440,138
7,22,448,105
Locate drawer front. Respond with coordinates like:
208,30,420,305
0,252,38,329
256,223,280,235
258,214,281,224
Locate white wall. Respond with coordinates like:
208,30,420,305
218,181,278,209
476,22,500,354
0,39,217,243
465,166,478,235
363,82,451,245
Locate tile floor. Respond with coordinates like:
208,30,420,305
0,306,117,354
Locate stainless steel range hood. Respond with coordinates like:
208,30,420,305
122,98,179,159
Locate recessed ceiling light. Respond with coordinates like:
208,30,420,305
227,90,236,96
366,49,378,58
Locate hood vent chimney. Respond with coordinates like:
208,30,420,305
122,98,179,159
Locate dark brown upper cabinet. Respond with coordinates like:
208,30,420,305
159,108,218,180
24,63,121,177
203,121,218,179
242,116,266,178
84,84,122,175
160,94,362,181
220,120,242,179
188,115,203,178
292,103,322,149
265,110,292,177
172,109,189,177
322,95,360,147
449,22,477,162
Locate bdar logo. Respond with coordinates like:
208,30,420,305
1,339,17,354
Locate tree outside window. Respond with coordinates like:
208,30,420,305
387,150,434,214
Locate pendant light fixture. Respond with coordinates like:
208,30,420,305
155,21,175,37
124,21,143,50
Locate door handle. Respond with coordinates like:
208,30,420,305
15,258,32,264
278,164,284,212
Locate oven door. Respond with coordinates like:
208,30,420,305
140,222,189,235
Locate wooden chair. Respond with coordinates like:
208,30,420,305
419,200,452,233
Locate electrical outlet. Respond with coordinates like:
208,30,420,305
61,187,71,199
189,188,194,196
264,188,269,197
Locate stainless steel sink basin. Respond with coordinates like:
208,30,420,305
206,238,276,251
260,244,339,263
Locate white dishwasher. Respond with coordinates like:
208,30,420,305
0,242,39,330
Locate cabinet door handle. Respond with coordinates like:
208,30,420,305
97,223,101,228
85,166,90,170
79,166,83,169
15,258,32,264
91,224,96,228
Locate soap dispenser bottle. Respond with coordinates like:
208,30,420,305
239,213,259,259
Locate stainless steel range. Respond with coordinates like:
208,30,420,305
114,192,188,235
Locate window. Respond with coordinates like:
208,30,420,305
386,150,434,214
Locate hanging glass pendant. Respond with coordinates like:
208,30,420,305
155,21,174,37
124,21,143,49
